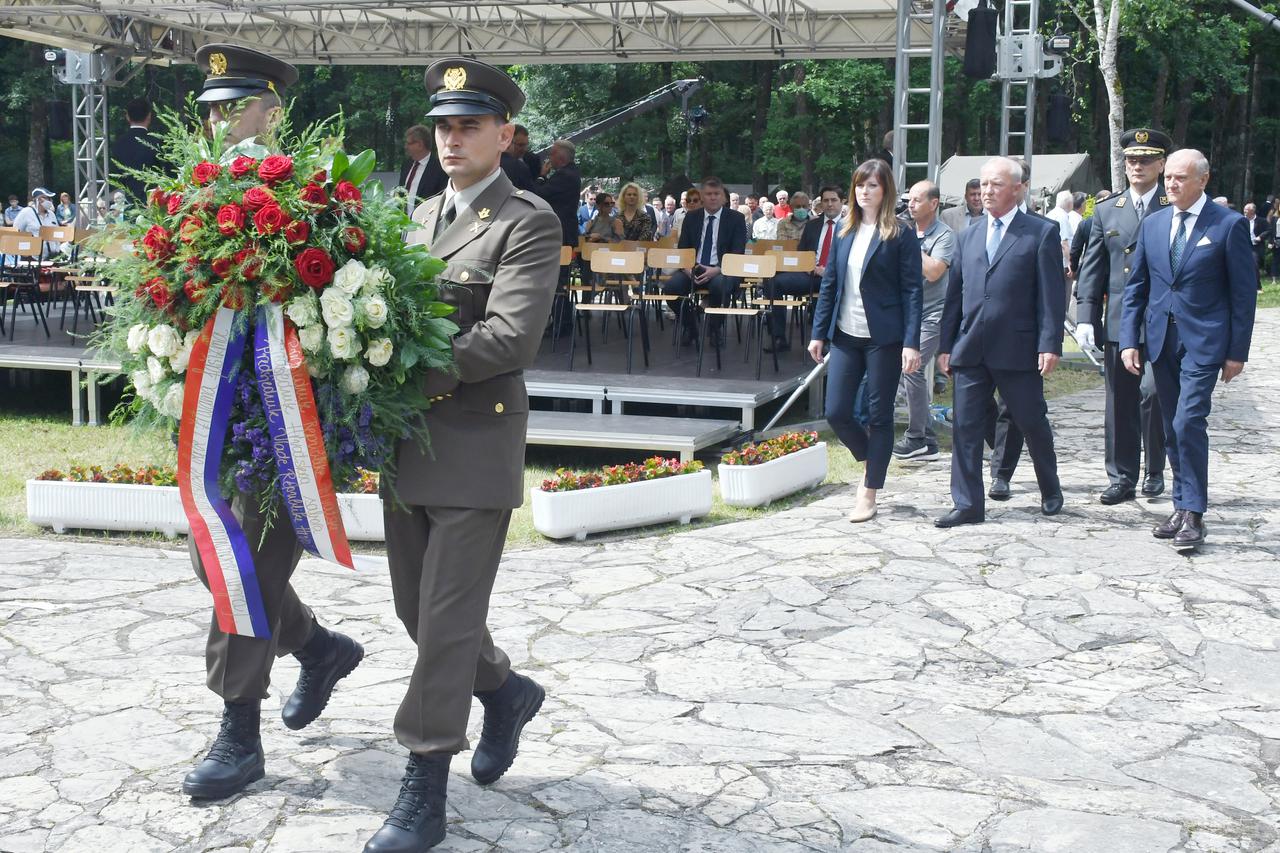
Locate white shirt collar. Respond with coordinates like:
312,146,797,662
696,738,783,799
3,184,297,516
1130,184,1158,210
1177,192,1209,220
989,207,1018,230
445,166,503,217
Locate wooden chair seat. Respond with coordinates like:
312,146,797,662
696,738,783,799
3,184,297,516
74,283,115,293
703,306,761,317
573,302,630,313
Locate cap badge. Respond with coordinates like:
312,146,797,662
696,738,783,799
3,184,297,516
443,66,467,91
1135,130,1149,144
209,52,228,76
478,208,490,220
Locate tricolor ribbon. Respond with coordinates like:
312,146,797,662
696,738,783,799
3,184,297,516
177,305,353,639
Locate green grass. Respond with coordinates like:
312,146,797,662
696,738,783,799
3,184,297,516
1259,277,1280,309
0,361,1102,548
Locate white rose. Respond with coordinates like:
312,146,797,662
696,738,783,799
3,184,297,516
161,383,185,418
146,324,181,357
285,293,319,328
147,355,167,385
306,361,328,378
126,323,149,354
298,325,324,353
320,288,355,328
341,364,370,395
364,338,394,367
131,370,154,401
169,344,192,374
366,265,393,293
332,259,368,296
327,325,361,360
359,294,388,329
184,330,201,349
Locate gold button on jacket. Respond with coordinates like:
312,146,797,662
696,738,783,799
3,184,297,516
494,402,504,413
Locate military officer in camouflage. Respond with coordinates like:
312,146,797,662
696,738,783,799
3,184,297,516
181,44,365,802
364,58,561,852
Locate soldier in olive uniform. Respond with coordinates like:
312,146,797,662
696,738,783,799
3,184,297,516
1075,128,1170,504
364,59,561,853
181,44,364,802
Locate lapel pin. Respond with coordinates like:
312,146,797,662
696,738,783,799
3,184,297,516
469,221,481,233
478,208,491,220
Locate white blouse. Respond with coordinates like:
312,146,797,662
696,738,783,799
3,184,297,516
837,223,877,338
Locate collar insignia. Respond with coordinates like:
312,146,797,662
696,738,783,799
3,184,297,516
209,52,228,76
1160,196,1169,205
443,67,467,91
478,208,490,220
469,220,481,233
1115,197,1126,208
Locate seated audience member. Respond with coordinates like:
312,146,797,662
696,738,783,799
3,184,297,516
656,195,677,238
618,182,656,241
671,188,700,241
729,192,741,210
737,203,753,221
775,191,812,242
55,192,75,226
585,191,623,243
774,188,792,218
13,187,62,258
661,176,748,347
753,201,778,239
3,194,22,225
746,194,763,222
761,185,842,353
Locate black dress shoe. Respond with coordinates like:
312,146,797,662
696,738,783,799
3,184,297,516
471,672,545,786
935,508,984,528
1099,483,1136,505
363,753,450,852
183,701,264,800
1172,511,1205,549
1041,492,1064,516
764,337,791,354
282,623,364,731
1152,509,1186,539
1141,473,1166,497
988,479,1011,501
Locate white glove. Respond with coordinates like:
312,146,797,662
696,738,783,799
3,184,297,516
1074,322,1095,351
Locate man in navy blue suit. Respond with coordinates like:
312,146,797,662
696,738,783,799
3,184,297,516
1120,149,1257,551
662,176,749,347
936,157,1067,527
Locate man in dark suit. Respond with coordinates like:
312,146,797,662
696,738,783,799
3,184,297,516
762,184,842,352
511,124,542,179
534,139,582,334
112,98,161,205
662,175,749,347
1120,148,1256,551
399,124,448,217
1076,128,1171,505
1244,202,1267,282
937,156,1067,527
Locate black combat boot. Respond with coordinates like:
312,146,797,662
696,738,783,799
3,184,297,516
182,700,265,799
470,672,545,785
363,753,451,852
281,621,364,730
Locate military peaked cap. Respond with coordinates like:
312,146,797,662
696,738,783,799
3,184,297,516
195,43,299,104
1121,127,1173,158
423,58,525,121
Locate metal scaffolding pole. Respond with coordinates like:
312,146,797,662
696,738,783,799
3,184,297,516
891,0,947,192
60,51,111,224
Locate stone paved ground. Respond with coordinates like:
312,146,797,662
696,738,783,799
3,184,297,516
2,312,1279,853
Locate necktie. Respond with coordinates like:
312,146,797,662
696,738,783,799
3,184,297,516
405,161,420,214
986,217,1004,264
700,214,717,266
818,219,835,267
1135,198,1144,219
434,198,456,240
1170,210,1191,274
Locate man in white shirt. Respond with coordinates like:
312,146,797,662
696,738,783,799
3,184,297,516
12,187,60,259
1047,190,1076,271
399,124,447,216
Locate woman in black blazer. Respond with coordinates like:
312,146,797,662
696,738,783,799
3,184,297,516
808,159,924,522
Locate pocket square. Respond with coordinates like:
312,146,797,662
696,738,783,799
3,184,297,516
1195,235,1212,247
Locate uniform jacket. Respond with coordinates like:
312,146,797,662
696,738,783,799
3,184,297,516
939,210,1066,371
1076,185,1170,343
398,155,448,215
810,223,923,348
396,170,562,509
113,127,161,203
676,206,749,261
1120,198,1256,367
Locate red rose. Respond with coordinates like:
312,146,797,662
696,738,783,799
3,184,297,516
184,257,200,271
149,189,168,209
283,219,310,244
229,156,258,179
192,161,221,186
234,247,263,281
141,225,174,261
298,183,329,208
146,276,172,309
333,180,362,210
211,258,232,279
183,278,207,303
257,155,294,185
294,247,335,289
221,286,246,310
241,186,276,211
311,169,327,183
252,203,290,236
215,204,244,236
179,215,203,243
165,194,183,216
342,226,367,254
265,281,294,304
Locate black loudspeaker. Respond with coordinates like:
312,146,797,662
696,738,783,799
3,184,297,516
48,100,71,141
1046,92,1072,144
964,0,999,79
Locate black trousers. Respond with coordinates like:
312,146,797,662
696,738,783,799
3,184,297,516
662,269,738,328
762,272,818,338
825,331,902,489
986,395,1023,481
1102,340,1165,487
953,365,1060,512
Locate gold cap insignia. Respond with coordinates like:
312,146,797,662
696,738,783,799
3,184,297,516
1135,130,1149,144
478,208,490,220
209,52,228,76
443,67,467,91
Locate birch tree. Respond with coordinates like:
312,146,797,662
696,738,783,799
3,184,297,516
1070,0,1127,190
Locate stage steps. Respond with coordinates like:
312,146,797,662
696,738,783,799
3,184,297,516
526,411,740,461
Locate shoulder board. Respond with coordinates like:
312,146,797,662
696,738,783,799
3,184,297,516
1114,196,1127,208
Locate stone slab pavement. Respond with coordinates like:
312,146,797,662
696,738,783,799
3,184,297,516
2,311,1279,853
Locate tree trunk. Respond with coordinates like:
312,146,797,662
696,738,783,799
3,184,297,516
1242,50,1262,203
751,61,775,195
26,44,49,194
794,64,815,194
1151,53,1169,129
1093,0,1127,192
1172,75,1195,146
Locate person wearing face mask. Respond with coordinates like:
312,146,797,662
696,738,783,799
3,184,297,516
775,191,812,242
12,188,61,259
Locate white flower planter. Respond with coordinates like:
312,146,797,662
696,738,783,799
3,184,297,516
717,442,828,508
26,480,386,541
530,469,713,541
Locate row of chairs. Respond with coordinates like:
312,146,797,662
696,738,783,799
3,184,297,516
0,226,124,341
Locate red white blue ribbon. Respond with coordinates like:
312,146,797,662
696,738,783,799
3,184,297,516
254,304,354,572
177,308,270,638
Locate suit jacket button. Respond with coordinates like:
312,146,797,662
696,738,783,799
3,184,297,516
494,402,505,413
460,270,470,282
1125,248,1132,254
1124,267,1130,274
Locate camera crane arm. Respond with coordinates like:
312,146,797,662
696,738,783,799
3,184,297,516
536,78,704,153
